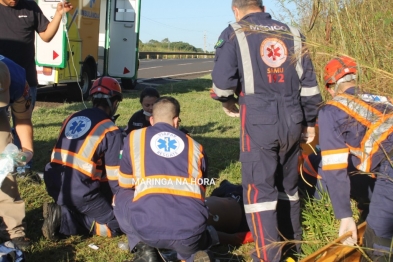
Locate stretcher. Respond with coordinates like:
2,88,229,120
301,222,367,262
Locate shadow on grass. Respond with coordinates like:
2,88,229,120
26,243,76,262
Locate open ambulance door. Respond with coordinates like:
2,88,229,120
35,0,66,86
106,0,140,89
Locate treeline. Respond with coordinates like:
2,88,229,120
139,38,205,53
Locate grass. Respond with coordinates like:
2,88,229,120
18,75,366,261
21,76,248,261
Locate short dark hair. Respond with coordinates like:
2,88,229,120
152,96,180,120
140,87,160,103
232,0,263,9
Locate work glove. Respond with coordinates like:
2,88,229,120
339,217,357,246
301,126,316,144
222,98,240,118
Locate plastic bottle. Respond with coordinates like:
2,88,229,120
0,143,27,166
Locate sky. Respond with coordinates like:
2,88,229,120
139,0,296,52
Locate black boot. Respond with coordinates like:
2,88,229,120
41,202,62,241
129,242,161,262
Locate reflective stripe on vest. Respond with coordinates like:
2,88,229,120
287,25,320,97
130,128,205,201
51,149,102,180
231,23,312,96
326,93,393,172
231,23,255,95
79,119,119,159
51,119,117,180
287,26,303,82
321,148,349,170
106,165,120,181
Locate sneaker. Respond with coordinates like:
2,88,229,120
193,250,213,262
42,202,62,241
10,237,31,251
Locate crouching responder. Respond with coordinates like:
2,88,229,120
317,56,393,260
0,55,33,250
114,97,219,262
42,77,124,240
299,125,374,219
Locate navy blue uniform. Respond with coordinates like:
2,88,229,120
124,109,150,135
211,12,322,261
318,87,393,259
115,123,218,261
44,108,123,237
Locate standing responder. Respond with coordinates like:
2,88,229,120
0,55,34,250
210,0,323,261
0,0,73,175
318,56,393,261
0,0,73,108
114,97,219,262
42,77,124,240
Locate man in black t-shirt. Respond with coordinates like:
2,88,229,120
0,0,72,175
0,0,73,106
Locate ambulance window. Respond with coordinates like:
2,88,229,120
115,0,135,22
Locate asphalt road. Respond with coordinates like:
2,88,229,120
36,58,214,103
138,58,214,79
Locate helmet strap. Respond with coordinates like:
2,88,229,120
334,74,357,93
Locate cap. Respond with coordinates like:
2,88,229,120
0,60,10,109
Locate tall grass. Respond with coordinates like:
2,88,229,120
277,0,393,96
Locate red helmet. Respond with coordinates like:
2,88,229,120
324,56,357,89
89,77,122,100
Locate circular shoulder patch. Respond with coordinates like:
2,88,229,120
65,116,92,139
260,38,288,68
150,132,185,158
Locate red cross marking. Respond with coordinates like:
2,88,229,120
267,45,281,61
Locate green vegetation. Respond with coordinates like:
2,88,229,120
15,1,393,260
22,76,247,261
277,0,393,97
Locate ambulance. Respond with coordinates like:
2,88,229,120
35,0,141,99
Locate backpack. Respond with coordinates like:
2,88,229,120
0,242,25,262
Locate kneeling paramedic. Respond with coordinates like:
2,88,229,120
114,97,219,262
0,55,34,250
299,126,374,218
318,56,393,261
42,77,124,240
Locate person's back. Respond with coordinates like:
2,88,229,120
318,56,393,260
211,1,322,261
116,97,218,262
125,120,208,239
42,76,124,240
45,106,122,204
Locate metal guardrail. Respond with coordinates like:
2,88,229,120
139,51,215,59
